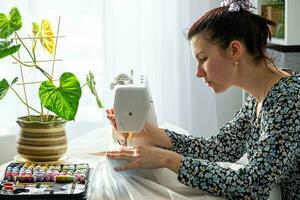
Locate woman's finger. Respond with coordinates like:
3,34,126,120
106,114,117,129
106,114,115,119
106,109,115,116
106,108,114,114
114,160,139,171
107,147,136,154
106,152,138,161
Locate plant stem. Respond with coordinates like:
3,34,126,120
35,65,52,81
10,86,43,115
15,32,35,62
40,103,44,122
15,32,53,82
47,16,61,119
11,55,35,67
81,82,87,89
11,54,52,82
32,39,37,63
14,33,31,121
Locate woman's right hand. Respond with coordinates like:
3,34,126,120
106,108,117,131
106,108,173,148
106,108,150,142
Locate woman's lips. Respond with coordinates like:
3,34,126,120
205,80,212,85
206,81,213,86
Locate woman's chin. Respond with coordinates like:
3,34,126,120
210,85,228,94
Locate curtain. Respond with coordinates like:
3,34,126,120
0,0,218,138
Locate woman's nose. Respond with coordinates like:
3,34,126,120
196,66,206,78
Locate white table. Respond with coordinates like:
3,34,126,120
0,125,281,200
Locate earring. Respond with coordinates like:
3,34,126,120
233,60,239,66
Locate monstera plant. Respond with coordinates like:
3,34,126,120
0,7,103,162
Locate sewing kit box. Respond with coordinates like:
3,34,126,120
0,162,90,200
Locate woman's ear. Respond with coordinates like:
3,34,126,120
229,40,242,61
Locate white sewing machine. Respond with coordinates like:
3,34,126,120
111,71,157,137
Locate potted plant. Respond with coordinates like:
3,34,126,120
0,7,103,162
264,0,284,7
261,0,285,38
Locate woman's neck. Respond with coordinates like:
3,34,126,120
236,62,289,103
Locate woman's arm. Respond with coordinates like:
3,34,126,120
108,96,253,163
166,95,299,199
164,98,253,162
142,123,174,148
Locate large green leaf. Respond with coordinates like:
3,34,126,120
86,71,103,108
8,7,22,31
0,40,20,59
0,7,22,39
0,79,9,100
0,14,11,39
39,72,82,120
0,39,12,48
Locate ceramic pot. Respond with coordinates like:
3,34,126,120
16,115,67,162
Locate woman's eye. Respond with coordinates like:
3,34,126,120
199,57,207,63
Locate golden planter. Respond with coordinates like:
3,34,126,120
16,115,67,162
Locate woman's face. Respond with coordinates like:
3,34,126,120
190,34,237,93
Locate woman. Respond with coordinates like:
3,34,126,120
106,0,300,199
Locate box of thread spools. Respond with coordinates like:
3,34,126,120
0,162,89,200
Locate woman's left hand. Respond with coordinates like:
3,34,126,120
106,146,182,172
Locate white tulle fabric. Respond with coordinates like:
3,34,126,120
82,124,280,200
87,124,225,200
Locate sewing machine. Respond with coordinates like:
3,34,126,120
110,71,157,145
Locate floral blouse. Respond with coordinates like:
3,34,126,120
165,73,300,200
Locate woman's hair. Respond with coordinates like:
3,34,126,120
187,6,276,63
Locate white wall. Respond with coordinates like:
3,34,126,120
187,1,217,137
0,0,243,140
188,0,243,135
215,87,243,128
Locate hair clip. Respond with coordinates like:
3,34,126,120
221,0,255,12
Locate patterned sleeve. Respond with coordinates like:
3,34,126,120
176,94,300,199
165,96,253,162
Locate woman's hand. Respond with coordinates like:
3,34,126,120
106,108,117,130
106,108,173,148
106,108,161,144
106,146,183,173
